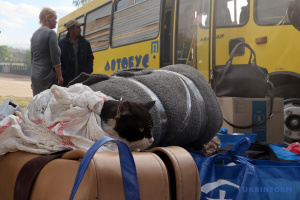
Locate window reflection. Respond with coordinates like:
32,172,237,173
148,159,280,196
176,2,195,65
214,0,249,27
254,0,290,25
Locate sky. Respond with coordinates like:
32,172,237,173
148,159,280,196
0,0,77,50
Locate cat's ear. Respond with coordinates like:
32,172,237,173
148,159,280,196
143,101,156,110
116,101,132,118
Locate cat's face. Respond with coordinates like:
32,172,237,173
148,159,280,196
101,100,155,151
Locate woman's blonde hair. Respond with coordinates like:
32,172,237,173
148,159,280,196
39,7,56,25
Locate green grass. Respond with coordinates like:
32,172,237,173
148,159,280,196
0,96,32,109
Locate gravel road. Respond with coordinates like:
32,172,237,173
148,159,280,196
0,75,32,98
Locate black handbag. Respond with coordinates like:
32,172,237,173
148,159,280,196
212,42,274,129
211,42,271,98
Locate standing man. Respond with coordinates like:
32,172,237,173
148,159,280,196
59,19,94,87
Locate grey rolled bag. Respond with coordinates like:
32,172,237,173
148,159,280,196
69,64,223,149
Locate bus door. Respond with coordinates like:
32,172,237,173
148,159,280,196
160,0,175,67
212,0,251,67
196,0,211,80
212,0,300,74
211,0,300,97
175,0,197,67
174,0,211,80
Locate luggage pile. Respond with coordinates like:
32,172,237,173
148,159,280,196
0,136,200,200
1,64,223,199
70,64,223,150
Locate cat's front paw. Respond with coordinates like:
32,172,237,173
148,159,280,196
131,148,140,152
14,111,23,119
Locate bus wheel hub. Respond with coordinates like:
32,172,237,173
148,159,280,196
284,99,300,143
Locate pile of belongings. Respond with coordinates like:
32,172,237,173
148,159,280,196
69,64,223,149
0,64,223,154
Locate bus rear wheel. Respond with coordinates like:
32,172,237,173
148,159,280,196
269,71,300,143
269,71,300,99
284,99,300,144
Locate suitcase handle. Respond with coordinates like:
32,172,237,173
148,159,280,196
69,136,140,200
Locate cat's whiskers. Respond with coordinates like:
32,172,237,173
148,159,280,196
147,119,153,126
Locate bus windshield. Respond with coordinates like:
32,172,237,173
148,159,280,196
254,0,291,25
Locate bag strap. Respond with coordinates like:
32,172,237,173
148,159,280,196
69,136,140,200
14,151,67,200
224,90,274,129
228,42,257,65
151,146,201,200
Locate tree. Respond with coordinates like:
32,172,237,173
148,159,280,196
0,45,11,62
23,49,31,66
72,0,93,7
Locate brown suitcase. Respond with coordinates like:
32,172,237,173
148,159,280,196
0,139,200,200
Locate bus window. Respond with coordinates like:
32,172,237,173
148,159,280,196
85,2,112,52
135,0,145,3
215,0,232,27
115,0,134,11
161,0,173,66
112,0,160,47
197,0,210,28
215,0,249,27
176,0,196,66
254,0,290,25
76,15,85,36
59,31,67,40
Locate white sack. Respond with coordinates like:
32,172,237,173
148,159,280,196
0,83,116,155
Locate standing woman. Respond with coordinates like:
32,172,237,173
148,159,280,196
30,7,63,96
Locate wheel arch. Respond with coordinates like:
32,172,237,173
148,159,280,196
269,71,300,99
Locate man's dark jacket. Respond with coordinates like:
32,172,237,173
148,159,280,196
58,33,94,86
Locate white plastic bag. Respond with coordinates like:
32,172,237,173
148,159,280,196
0,99,21,122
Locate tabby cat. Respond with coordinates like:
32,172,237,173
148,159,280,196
100,100,155,151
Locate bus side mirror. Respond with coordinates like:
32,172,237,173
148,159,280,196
288,0,300,31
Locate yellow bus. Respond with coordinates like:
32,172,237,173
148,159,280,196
57,0,212,75
58,0,300,140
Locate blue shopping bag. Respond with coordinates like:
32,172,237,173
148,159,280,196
189,138,300,200
269,144,300,161
217,128,256,147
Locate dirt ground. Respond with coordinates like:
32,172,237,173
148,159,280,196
0,75,33,98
